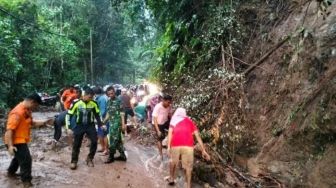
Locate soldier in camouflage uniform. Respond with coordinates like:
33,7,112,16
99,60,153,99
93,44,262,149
103,86,127,163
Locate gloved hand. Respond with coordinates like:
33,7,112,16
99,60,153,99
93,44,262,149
8,146,17,156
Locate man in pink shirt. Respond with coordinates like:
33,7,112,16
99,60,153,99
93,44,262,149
166,107,210,188
152,94,172,160
146,93,162,124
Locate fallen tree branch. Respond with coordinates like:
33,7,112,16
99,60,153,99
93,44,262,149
222,50,250,66
244,36,290,75
220,48,272,74
226,164,255,186
210,147,286,188
221,45,226,69
262,175,285,188
210,148,257,186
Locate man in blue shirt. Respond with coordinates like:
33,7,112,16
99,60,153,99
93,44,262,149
94,86,109,154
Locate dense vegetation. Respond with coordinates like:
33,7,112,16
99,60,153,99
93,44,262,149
140,1,336,187
0,0,243,106
0,0,152,107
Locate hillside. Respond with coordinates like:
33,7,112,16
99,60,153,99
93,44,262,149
170,1,336,187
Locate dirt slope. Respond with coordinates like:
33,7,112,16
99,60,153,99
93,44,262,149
241,1,336,187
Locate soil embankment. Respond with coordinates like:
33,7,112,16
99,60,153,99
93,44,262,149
167,1,336,187
242,1,336,187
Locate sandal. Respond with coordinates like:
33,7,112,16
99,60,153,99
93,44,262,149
100,150,109,156
164,176,175,186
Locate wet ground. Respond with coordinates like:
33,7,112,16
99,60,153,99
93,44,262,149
0,112,203,188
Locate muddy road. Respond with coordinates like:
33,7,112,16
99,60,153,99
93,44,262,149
0,112,202,188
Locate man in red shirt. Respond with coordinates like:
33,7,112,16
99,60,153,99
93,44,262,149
166,107,210,188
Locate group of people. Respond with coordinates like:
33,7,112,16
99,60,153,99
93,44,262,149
149,94,211,188
56,85,129,169
3,83,211,188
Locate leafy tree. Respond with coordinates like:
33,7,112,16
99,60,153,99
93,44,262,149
0,0,153,108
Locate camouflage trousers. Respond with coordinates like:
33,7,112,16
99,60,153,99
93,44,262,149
108,120,125,158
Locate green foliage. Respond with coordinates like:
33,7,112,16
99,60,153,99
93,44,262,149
142,1,250,154
147,0,245,85
0,0,82,107
1,0,152,108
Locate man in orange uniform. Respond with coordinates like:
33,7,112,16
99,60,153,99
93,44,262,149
4,93,51,188
61,85,78,110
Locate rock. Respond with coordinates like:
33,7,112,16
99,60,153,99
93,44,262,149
215,182,228,188
46,140,53,145
259,115,267,121
38,155,45,161
203,183,212,188
247,158,264,177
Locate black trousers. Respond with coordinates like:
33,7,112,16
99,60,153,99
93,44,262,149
152,120,170,142
71,124,97,163
54,111,77,141
124,108,135,124
54,111,67,141
7,144,32,182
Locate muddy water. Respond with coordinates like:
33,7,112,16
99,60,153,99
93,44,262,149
0,112,202,188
